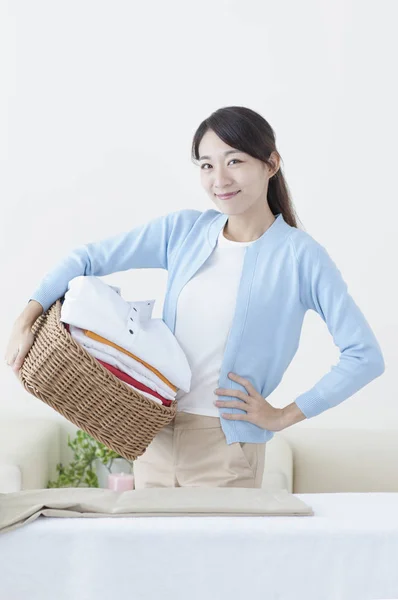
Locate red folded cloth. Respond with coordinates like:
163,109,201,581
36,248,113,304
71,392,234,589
97,359,173,407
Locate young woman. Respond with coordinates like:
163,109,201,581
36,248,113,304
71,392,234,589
5,106,385,489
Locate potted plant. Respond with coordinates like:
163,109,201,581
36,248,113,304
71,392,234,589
47,429,134,488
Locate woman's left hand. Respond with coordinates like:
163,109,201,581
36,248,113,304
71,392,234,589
214,372,284,432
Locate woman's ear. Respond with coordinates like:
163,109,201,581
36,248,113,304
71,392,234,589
268,150,281,178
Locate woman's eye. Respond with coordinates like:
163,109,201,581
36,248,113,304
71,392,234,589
201,159,241,170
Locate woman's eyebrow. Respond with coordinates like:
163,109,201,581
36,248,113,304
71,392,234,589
198,150,244,161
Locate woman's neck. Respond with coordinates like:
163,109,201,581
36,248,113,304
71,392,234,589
223,210,276,243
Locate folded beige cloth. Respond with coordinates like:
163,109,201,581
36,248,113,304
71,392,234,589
0,487,313,534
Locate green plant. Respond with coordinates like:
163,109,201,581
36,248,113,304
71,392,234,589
47,429,133,488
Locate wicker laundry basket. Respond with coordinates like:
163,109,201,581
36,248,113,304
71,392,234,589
19,299,178,461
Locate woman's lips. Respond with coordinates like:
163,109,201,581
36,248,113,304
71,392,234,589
216,191,240,199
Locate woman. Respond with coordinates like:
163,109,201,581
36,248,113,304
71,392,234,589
5,106,385,489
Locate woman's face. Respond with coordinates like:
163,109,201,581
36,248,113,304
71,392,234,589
198,129,277,216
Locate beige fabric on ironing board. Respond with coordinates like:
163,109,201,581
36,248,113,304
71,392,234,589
0,487,314,534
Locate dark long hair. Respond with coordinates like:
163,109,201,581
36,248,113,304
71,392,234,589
191,106,302,229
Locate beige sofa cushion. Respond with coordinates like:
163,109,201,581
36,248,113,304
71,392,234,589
0,419,61,492
280,428,398,493
262,432,293,492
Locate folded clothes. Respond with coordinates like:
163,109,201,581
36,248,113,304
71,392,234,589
65,324,171,405
61,276,191,392
69,325,175,399
121,382,169,406
97,360,172,407
83,330,177,393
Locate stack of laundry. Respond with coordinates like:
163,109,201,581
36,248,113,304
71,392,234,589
60,276,192,406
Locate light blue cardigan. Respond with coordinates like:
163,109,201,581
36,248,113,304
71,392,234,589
30,209,385,445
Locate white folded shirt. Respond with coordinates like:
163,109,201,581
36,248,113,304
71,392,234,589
69,325,176,400
61,276,191,393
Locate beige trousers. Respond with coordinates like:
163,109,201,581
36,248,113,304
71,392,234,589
133,411,266,489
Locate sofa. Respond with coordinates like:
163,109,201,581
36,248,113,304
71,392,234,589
0,418,61,493
1,417,397,493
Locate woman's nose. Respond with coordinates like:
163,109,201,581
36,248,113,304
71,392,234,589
213,170,233,188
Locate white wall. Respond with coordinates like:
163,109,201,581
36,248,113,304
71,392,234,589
1,1,396,464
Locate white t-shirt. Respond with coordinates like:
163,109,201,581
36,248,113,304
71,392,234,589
174,225,255,416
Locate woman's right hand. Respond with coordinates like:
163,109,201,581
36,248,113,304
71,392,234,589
4,300,43,376
4,323,35,376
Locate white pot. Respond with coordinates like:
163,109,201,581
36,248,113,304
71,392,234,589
94,457,133,488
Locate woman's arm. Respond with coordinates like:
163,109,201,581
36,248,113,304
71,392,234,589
29,209,200,314
17,299,44,328
294,240,385,419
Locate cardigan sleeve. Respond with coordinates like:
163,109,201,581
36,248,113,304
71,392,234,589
29,209,200,313
294,241,385,419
